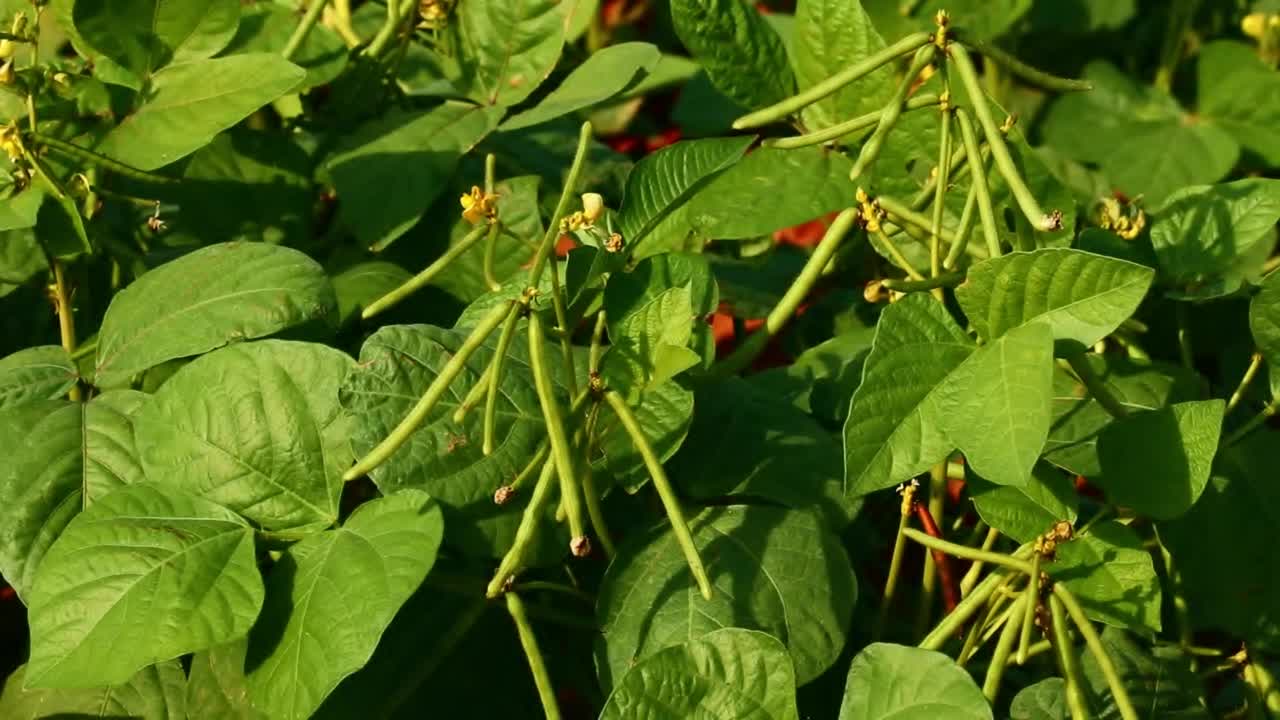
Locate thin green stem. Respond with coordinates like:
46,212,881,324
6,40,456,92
930,101,954,279
504,593,563,720
919,568,1011,651
604,389,712,600
903,528,1034,574
1156,530,1194,662
28,133,179,185
483,304,523,456
283,0,328,60
346,301,510,481
482,221,503,292
1225,398,1278,447
589,310,607,375
954,107,1001,258
950,44,1060,232
764,94,940,150
734,32,934,129
715,207,858,375
364,0,404,57
960,527,1000,597
878,195,959,248
1066,354,1129,420
1049,593,1091,720
874,490,916,642
851,44,937,180
915,465,947,639
578,402,615,558
1054,584,1140,720
529,312,587,555
362,223,488,319
1155,0,1200,91
874,229,927,281
51,262,82,402
882,271,964,293
530,122,592,287
1017,553,1041,664
958,37,1092,92
488,456,558,596
984,592,1028,702
1228,353,1265,414
546,253,579,397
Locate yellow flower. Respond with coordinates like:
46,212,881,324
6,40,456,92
459,185,496,224
581,192,604,223
0,124,22,163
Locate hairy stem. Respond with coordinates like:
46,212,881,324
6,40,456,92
1228,352,1265,414
604,389,712,600
505,593,563,720
51,261,82,402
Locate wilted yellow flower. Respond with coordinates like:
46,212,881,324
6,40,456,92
0,124,21,163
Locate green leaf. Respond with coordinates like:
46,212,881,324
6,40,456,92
95,54,306,170
968,464,1078,544
327,103,503,250
867,0,1031,41
0,227,44,288
616,136,754,249
25,483,265,688
601,628,800,720
134,340,354,532
593,374,694,490
239,491,443,720
95,242,337,388
844,294,1054,495
669,0,795,110
330,260,413,326
1040,61,1237,205
501,42,662,131
605,252,719,372
1079,628,1210,719
185,641,263,720
0,188,45,232
596,505,856,689
1159,433,1280,650
609,285,703,386
71,0,240,89
956,249,1154,350
670,378,862,527
1252,269,1280,391
751,323,877,424
1149,178,1280,297
455,0,565,107
223,3,348,91
1198,41,1280,167
837,643,993,720
1050,520,1161,633
1010,678,1068,720
791,0,894,131
0,345,77,409
1044,356,1201,477
1095,400,1223,520
0,392,149,600
339,324,568,559
0,660,187,719
686,146,856,240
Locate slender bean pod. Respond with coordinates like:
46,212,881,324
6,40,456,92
902,528,1035,574
1049,594,1091,720
488,456,558,596
1054,584,1139,720
850,45,937,181
504,593,563,720
1018,553,1041,664
958,37,1092,92
529,122,592,286
954,107,1002,258
362,223,489,319
483,303,523,456
766,94,941,150
984,592,1029,702
529,312,588,555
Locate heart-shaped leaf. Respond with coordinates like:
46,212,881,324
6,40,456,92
838,643,993,720
25,483,265,688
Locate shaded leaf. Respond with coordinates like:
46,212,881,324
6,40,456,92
1010,678,1069,720
0,660,186,719
0,345,77,410
223,3,348,91
1050,521,1161,633
71,0,240,88
1198,41,1280,167
968,464,1078,544
1079,628,1210,719
501,42,662,131
669,0,795,110
838,643,992,720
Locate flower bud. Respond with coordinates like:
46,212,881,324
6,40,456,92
581,192,604,222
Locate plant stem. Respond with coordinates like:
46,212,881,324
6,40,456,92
604,389,712,600
882,271,964,293
50,261,82,402
283,0,328,60
362,223,489,319
1225,398,1278,447
589,310,607,374
878,195,960,247
483,304,523,456
851,45,937,180
930,102,953,282
958,36,1092,92
942,174,981,271
950,43,1060,232
764,94,941,150
489,456,558,596
1049,593,1091,720
546,253,579,397
504,593,563,720
578,402,615,558
874,229,927,282
903,528,1035,574
1155,530,1194,666
529,122,592,287
1054,584,1139,720
953,107,1001,258
734,32,934,129
875,484,918,641
984,592,1028,702
960,527,1000,597
1018,553,1041,664
529,313,587,555
365,0,404,58
482,221,503,292
715,208,858,375
1066,353,1129,420
1228,352,1265,414
346,301,510,481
